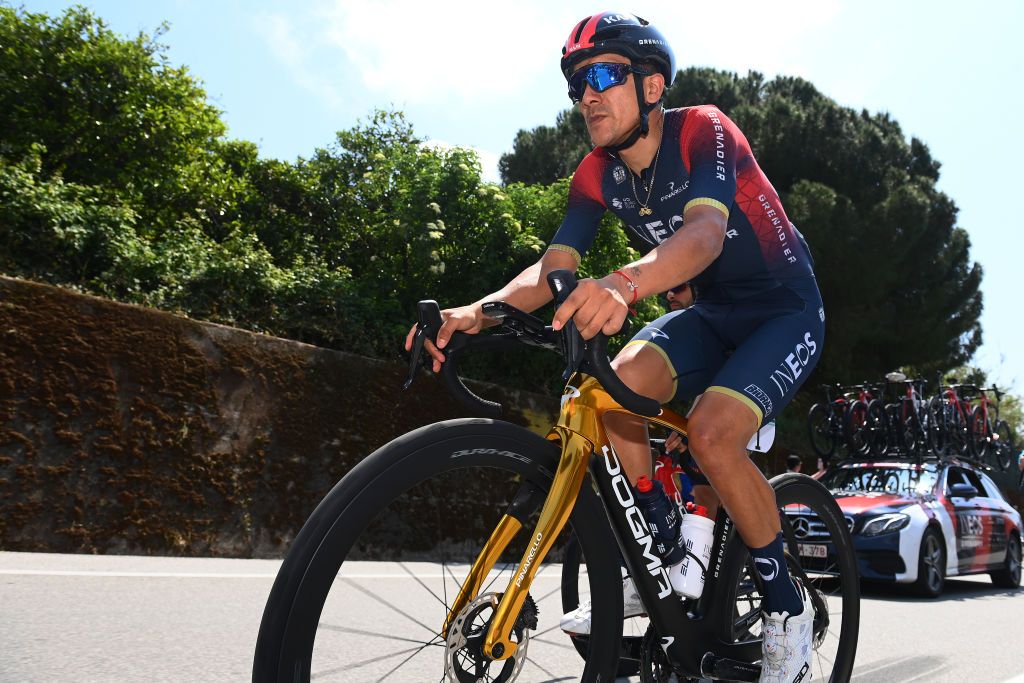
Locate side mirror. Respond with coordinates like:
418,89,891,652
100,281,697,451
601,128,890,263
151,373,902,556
949,482,978,500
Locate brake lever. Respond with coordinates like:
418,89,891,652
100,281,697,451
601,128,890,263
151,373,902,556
403,300,444,390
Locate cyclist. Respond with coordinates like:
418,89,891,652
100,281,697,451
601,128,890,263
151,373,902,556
405,11,823,682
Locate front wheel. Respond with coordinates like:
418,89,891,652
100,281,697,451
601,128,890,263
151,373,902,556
253,419,623,682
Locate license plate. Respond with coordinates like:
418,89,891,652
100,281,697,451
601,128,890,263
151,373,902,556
799,543,827,559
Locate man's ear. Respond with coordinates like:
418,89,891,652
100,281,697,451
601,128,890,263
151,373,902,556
645,72,666,104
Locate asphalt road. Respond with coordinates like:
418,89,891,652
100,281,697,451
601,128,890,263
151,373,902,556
1,551,1022,682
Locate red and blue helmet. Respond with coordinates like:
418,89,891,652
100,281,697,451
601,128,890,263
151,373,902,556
561,12,676,86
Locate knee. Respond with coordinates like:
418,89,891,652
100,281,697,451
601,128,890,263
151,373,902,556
687,415,745,477
611,344,674,402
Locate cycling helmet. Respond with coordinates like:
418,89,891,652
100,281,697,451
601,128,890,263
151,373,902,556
561,12,675,86
560,12,676,149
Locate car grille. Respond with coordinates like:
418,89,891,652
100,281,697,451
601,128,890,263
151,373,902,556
783,509,855,539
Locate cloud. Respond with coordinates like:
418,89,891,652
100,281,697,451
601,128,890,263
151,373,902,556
315,0,571,104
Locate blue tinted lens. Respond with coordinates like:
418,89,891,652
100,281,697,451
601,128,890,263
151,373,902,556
567,63,632,102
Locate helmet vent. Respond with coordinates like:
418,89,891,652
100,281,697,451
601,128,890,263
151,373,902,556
573,16,591,45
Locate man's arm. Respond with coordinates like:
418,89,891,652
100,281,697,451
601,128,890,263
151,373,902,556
551,204,726,338
404,248,578,371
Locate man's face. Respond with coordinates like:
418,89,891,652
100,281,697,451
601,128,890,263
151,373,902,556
666,283,694,311
573,53,642,148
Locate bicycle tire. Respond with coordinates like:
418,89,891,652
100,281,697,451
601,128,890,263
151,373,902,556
969,406,990,462
926,396,948,457
865,399,889,457
807,403,836,459
710,473,860,683
253,418,623,683
844,400,870,456
994,420,1015,472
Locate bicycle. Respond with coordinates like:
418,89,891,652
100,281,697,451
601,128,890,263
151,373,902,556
253,270,860,682
882,372,929,461
927,376,974,458
843,383,888,457
970,386,1015,471
806,383,852,461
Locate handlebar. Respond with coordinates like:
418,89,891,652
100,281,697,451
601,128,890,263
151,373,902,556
403,270,661,418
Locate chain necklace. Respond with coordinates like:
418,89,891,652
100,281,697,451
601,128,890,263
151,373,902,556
629,147,661,216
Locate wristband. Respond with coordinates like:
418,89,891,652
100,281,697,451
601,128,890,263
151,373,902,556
611,269,638,315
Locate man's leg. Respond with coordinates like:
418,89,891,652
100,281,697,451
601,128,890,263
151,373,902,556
685,391,777,546
603,342,676,482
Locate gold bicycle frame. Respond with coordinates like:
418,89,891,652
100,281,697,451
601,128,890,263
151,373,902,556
441,372,691,661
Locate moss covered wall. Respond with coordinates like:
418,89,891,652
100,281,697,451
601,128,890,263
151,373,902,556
0,276,557,557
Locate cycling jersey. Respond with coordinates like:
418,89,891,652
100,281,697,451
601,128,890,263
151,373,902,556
549,105,814,300
548,105,824,425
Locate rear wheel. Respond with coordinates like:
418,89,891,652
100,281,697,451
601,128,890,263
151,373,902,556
712,474,860,683
913,527,946,598
253,419,622,682
990,534,1022,589
993,420,1016,472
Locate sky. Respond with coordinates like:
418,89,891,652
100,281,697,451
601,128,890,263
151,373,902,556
23,0,1024,391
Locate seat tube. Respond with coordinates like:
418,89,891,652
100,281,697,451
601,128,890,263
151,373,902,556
483,429,592,660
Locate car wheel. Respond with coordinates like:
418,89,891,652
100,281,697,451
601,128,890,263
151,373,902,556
914,527,946,598
990,533,1022,589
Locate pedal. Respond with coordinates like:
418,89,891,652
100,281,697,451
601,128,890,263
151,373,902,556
699,652,761,682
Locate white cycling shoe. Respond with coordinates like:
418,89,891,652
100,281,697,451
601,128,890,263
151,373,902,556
759,579,816,683
559,571,645,635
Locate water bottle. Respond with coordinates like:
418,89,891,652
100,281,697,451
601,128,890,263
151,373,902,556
635,476,686,565
669,502,715,599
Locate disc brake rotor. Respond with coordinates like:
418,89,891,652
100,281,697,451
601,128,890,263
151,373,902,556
444,592,536,683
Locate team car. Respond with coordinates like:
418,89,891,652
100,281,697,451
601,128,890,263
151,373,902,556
788,458,1022,597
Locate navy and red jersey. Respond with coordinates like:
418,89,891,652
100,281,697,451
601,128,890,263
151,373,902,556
549,105,814,300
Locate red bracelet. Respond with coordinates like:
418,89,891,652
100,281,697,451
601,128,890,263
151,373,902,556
611,269,638,315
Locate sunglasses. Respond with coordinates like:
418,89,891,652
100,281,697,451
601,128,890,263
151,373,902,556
567,62,650,103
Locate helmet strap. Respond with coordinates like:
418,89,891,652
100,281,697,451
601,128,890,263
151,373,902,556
603,69,660,154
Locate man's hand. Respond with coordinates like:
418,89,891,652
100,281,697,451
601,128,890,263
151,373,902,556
550,275,630,339
665,430,686,455
403,304,490,372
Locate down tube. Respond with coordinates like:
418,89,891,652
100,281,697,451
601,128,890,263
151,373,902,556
588,441,703,674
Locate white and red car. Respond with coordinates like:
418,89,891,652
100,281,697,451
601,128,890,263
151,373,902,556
795,458,1021,596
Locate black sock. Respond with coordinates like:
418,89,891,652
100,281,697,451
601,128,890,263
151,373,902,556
748,532,803,616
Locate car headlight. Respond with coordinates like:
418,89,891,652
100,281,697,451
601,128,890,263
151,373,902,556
860,513,911,536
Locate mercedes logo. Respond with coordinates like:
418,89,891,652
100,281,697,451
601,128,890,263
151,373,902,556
792,517,812,539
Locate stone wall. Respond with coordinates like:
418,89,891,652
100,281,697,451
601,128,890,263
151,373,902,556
0,276,557,557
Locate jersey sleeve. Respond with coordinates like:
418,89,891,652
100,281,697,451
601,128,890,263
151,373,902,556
547,152,608,264
679,106,738,218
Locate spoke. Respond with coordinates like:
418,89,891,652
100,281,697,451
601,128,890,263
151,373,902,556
441,557,449,611
317,623,435,646
375,638,439,683
398,561,449,610
525,653,565,680
444,561,465,594
310,643,428,679
342,578,440,639
480,561,515,595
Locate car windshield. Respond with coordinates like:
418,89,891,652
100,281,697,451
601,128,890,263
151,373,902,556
820,466,938,495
